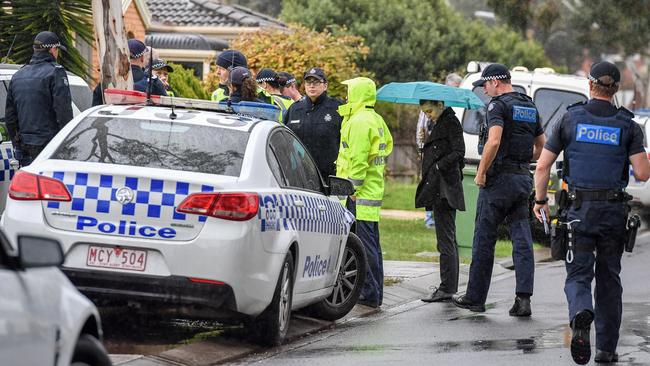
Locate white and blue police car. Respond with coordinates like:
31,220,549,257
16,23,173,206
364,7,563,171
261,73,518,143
1,89,366,346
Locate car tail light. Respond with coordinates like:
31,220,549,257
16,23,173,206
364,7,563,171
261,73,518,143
177,192,259,221
9,171,71,201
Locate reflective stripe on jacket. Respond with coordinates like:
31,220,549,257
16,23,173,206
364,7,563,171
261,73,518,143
336,77,393,222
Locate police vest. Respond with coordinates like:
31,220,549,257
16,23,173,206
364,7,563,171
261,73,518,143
492,92,539,167
211,87,228,102
564,104,633,190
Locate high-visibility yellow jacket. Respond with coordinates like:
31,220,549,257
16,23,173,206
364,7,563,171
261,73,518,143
271,94,294,123
336,77,393,222
211,86,227,102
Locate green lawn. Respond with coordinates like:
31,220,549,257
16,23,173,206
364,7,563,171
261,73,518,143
382,179,419,211
380,218,540,262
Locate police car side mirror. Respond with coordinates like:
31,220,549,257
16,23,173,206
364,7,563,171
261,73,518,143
17,236,64,269
326,176,355,197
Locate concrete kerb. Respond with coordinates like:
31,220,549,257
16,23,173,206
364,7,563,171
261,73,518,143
112,247,555,366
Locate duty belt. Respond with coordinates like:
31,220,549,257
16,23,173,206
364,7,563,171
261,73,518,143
568,189,630,202
567,189,631,209
492,164,530,175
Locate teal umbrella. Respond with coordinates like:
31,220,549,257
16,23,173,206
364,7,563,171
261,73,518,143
376,81,484,109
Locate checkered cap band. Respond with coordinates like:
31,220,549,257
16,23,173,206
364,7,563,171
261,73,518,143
131,49,146,58
588,74,618,86
34,42,61,49
285,78,296,85
152,61,166,69
256,77,275,83
480,74,510,81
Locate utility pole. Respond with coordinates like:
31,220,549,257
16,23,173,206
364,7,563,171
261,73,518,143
92,0,133,101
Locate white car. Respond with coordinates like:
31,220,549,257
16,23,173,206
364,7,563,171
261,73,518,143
0,230,110,366
626,115,650,209
0,63,92,213
1,90,366,346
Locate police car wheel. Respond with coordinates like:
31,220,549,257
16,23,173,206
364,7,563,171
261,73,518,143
70,334,111,366
307,233,367,321
252,252,294,346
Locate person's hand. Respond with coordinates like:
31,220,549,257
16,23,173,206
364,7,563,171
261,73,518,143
474,173,486,187
533,203,550,223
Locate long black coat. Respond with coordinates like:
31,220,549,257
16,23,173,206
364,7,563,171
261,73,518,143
415,107,466,211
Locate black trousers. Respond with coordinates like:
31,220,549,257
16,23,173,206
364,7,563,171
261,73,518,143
430,199,459,293
16,144,45,167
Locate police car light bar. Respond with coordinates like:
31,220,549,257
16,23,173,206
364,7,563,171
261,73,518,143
103,89,281,121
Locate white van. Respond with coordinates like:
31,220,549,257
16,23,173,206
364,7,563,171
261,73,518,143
0,63,92,213
453,62,622,210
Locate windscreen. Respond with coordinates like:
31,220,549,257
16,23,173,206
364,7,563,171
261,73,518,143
534,88,587,133
52,116,249,176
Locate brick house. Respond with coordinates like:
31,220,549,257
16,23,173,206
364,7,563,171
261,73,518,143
87,0,284,85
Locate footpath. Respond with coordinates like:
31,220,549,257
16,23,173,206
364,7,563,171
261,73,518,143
111,209,553,366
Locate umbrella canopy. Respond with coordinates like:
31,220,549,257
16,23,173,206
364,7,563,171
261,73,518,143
376,81,484,109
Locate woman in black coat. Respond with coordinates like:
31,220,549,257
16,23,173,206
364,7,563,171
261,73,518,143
415,100,466,302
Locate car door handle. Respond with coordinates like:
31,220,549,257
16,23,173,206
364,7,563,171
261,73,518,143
318,205,326,211
294,200,305,207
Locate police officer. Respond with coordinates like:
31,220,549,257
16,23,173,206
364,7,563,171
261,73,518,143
533,61,649,365
91,39,166,106
278,71,303,102
147,59,175,96
211,50,248,102
285,68,342,178
5,31,73,166
336,77,393,308
256,68,294,122
452,63,545,316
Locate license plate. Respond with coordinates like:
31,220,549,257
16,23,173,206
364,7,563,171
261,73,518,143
86,246,147,271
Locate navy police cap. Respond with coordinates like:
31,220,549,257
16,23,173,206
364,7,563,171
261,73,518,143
33,31,67,52
256,68,278,83
472,63,511,87
229,66,252,86
589,61,620,86
304,67,327,82
128,39,147,59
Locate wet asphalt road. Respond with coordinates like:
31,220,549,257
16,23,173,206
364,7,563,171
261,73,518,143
236,238,650,365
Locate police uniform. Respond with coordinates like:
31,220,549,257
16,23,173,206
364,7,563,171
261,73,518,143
132,65,167,96
545,63,644,363
285,68,342,178
5,31,73,166
256,68,294,122
454,63,543,315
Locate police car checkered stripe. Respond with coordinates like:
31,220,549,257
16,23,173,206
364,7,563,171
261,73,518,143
259,193,350,235
1,147,15,182
43,171,213,222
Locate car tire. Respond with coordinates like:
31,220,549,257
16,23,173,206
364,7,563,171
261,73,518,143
307,233,367,321
252,252,294,346
70,334,111,366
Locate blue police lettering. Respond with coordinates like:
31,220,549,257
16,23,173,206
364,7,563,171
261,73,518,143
512,106,537,123
303,255,331,278
576,124,620,146
76,215,176,238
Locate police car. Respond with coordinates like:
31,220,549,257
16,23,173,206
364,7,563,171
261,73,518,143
0,63,92,213
0,230,110,366
626,114,650,212
1,90,366,346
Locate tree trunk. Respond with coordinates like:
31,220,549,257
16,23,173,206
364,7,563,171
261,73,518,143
92,0,132,101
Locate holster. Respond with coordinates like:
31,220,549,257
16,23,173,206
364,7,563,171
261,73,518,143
551,217,568,261
625,214,640,253
551,190,569,261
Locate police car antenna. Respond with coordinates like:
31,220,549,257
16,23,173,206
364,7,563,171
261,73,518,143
145,46,154,106
1,35,17,64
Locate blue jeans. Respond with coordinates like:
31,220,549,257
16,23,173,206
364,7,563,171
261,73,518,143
465,173,535,304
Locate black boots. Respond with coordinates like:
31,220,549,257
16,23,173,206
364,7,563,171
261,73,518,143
571,310,594,365
421,288,454,302
451,294,486,312
594,349,619,363
509,296,532,317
